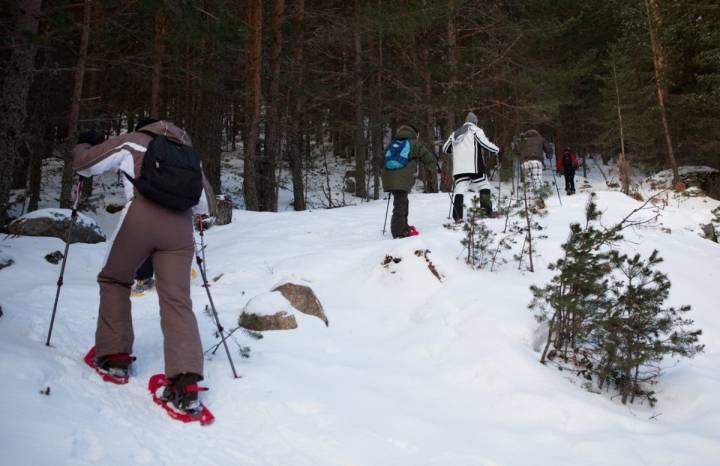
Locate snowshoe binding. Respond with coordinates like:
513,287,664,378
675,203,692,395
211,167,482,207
84,346,135,384
148,373,214,426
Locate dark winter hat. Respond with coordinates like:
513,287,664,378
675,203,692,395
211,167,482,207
465,112,479,125
135,117,159,131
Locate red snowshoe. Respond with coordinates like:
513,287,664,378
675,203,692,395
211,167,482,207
84,346,135,385
148,374,215,426
407,225,419,236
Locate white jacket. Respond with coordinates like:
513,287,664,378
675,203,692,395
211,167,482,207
443,123,499,176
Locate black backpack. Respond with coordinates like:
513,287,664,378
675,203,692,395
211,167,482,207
124,134,203,211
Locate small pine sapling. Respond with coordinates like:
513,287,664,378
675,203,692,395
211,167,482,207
530,193,621,364
516,166,548,272
711,206,720,239
460,194,496,269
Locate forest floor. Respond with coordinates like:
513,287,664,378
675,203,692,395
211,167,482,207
1,157,719,466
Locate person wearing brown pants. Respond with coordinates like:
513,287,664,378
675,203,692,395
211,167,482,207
73,119,215,415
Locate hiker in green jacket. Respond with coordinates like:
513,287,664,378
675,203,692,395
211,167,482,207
381,125,437,238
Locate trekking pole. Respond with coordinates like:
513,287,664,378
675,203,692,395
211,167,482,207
46,177,83,347
497,162,502,201
199,217,208,287
550,167,563,206
194,217,239,378
447,184,456,220
382,193,392,236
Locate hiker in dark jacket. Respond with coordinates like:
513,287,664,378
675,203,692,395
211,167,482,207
557,147,579,194
520,129,553,166
73,118,215,417
381,125,437,238
518,129,553,209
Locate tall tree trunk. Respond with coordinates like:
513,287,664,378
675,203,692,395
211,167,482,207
370,1,384,201
0,0,42,218
288,0,306,211
243,0,262,211
27,126,46,213
197,93,224,194
441,0,458,193
645,0,679,186
612,62,630,195
150,8,166,118
60,0,92,208
353,0,367,200
261,0,285,212
421,19,438,193
81,0,103,202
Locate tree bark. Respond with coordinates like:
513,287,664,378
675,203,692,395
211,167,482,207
441,0,458,193
370,1,384,201
150,7,166,118
27,131,45,213
353,0,367,200
0,0,42,217
261,0,285,212
243,0,262,211
60,0,93,208
421,29,438,194
645,0,679,186
612,62,630,195
288,0,306,211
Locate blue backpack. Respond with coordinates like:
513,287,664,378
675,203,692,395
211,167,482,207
384,138,411,170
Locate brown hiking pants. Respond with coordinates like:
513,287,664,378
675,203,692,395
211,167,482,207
95,195,203,378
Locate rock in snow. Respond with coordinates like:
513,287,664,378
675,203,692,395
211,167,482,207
272,282,329,326
8,208,105,244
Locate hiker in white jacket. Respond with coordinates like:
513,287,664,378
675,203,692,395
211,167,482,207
442,112,499,221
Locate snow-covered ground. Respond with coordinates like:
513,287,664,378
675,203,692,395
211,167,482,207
1,161,719,466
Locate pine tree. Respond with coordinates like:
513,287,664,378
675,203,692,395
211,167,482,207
531,193,704,405
530,193,621,364
460,194,496,270
598,251,704,405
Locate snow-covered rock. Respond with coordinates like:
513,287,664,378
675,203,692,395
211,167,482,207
7,208,105,244
239,291,298,330
271,281,328,326
646,165,720,199
0,249,13,270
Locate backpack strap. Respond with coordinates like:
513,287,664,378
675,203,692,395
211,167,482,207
137,129,156,138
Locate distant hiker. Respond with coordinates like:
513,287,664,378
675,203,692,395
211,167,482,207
73,118,215,417
442,112,499,221
519,129,553,208
557,147,579,195
381,124,437,238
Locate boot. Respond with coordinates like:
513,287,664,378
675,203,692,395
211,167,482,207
94,352,134,379
479,189,493,218
132,277,155,294
161,373,205,417
452,194,464,222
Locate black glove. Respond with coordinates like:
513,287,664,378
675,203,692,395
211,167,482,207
77,129,98,146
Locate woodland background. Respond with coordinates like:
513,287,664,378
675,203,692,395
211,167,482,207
1,0,718,220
